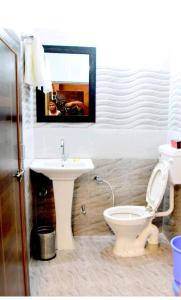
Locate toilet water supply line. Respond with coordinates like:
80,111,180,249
94,176,115,207
80,176,115,215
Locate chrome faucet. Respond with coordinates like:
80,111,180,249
60,139,65,162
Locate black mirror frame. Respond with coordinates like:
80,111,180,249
36,45,96,123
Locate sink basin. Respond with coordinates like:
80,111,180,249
30,158,94,251
30,158,94,180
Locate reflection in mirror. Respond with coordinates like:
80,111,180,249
36,45,96,123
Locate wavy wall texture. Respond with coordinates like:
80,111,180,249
95,67,169,129
168,73,181,134
34,67,170,130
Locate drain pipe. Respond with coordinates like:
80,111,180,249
136,223,159,249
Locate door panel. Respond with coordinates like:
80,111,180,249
0,32,29,296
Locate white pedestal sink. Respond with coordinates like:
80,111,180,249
30,158,94,250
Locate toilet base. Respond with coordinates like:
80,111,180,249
113,245,146,257
112,223,159,257
113,242,159,257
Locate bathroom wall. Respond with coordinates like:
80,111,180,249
28,13,171,235
72,159,159,235
33,65,169,159
21,1,179,238
32,1,171,158
33,26,169,160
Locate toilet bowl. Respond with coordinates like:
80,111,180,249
103,148,178,257
104,205,156,256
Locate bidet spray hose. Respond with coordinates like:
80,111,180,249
103,179,115,207
94,176,115,207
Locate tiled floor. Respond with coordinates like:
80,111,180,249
30,234,174,296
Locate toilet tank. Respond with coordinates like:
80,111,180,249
159,144,181,185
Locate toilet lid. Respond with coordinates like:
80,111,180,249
146,162,169,211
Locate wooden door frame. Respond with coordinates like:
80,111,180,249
0,29,30,296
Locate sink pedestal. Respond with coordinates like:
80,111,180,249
30,158,94,250
53,180,75,250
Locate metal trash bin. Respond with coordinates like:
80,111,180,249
36,226,56,260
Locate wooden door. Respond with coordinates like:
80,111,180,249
0,30,29,296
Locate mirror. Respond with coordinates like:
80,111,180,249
36,45,96,122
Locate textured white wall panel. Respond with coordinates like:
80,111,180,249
95,67,169,129
34,67,169,130
33,66,169,158
168,73,181,140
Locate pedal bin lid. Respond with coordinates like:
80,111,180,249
146,162,169,211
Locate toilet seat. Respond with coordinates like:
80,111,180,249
104,161,169,224
146,161,169,212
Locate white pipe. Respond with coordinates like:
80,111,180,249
155,184,174,218
102,179,115,207
147,223,159,245
136,223,159,248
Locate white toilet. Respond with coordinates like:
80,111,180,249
103,144,181,257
